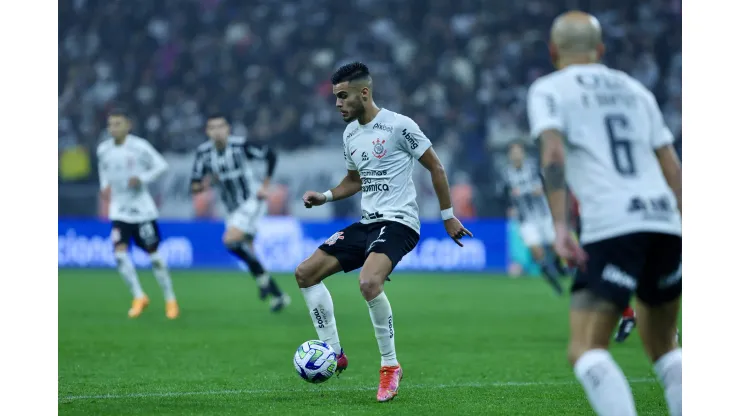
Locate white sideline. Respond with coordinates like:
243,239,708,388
59,377,657,402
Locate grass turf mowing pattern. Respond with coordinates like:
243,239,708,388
59,269,672,415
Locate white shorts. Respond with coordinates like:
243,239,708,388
519,218,555,247
225,199,267,237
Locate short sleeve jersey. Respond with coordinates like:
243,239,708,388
342,109,433,234
526,63,681,244
97,135,167,223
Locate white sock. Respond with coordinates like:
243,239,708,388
367,292,398,367
150,252,176,301
115,251,145,299
301,283,341,355
574,349,637,416
655,349,682,416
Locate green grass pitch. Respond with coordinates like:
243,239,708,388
58,269,677,415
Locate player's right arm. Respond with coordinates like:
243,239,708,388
303,144,361,207
190,148,210,194
96,142,111,199
645,93,682,215
527,77,587,266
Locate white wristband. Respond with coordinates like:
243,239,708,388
322,190,334,202
441,207,454,220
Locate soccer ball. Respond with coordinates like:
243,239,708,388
293,340,337,383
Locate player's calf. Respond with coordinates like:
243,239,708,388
223,230,283,301
568,291,637,416
148,249,179,319
635,299,682,416
113,245,148,318
530,245,563,295
360,252,403,401
296,250,345,361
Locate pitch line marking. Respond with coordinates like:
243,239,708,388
59,377,657,402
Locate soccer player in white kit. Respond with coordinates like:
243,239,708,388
299,62,473,402
97,109,179,319
527,12,682,416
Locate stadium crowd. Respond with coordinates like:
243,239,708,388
58,0,681,217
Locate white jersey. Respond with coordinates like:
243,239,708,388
527,63,681,244
343,108,433,234
97,135,168,223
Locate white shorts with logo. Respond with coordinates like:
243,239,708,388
519,217,555,247
226,198,267,237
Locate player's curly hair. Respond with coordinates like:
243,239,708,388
331,61,371,85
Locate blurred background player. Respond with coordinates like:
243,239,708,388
529,11,682,416
190,113,290,312
298,62,472,402
504,140,566,294
97,109,179,319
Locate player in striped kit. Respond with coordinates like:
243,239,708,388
504,141,566,295
191,113,290,312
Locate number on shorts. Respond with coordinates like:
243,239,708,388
138,222,156,240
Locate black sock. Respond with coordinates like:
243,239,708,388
228,245,266,276
227,244,283,297
538,261,563,294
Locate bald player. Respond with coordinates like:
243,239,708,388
297,62,472,402
527,12,682,416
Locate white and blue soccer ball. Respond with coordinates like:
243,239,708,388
293,340,337,383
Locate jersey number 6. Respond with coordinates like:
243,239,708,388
604,114,636,176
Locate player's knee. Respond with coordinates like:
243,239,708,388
149,252,166,269
114,243,128,253
295,262,319,288
222,229,244,247
358,270,385,300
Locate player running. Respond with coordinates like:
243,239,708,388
97,109,179,319
504,140,566,294
528,11,682,416
190,113,290,312
297,62,472,402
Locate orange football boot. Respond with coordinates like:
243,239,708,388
165,300,180,319
377,364,403,402
128,296,149,318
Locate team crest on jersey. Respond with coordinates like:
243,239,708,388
372,139,387,159
324,231,344,246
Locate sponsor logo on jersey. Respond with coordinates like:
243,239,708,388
401,128,418,150
346,127,360,139
360,169,388,177
361,183,390,192
372,139,387,159
373,122,393,133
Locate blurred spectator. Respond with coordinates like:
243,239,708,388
59,0,681,218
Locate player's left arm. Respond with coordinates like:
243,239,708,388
137,141,169,186
402,118,473,246
645,93,682,215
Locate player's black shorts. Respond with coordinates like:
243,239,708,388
111,220,162,252
319,220,420,274
572,232,682,310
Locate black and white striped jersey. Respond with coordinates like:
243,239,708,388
504,158,551,223
190,136,277,212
